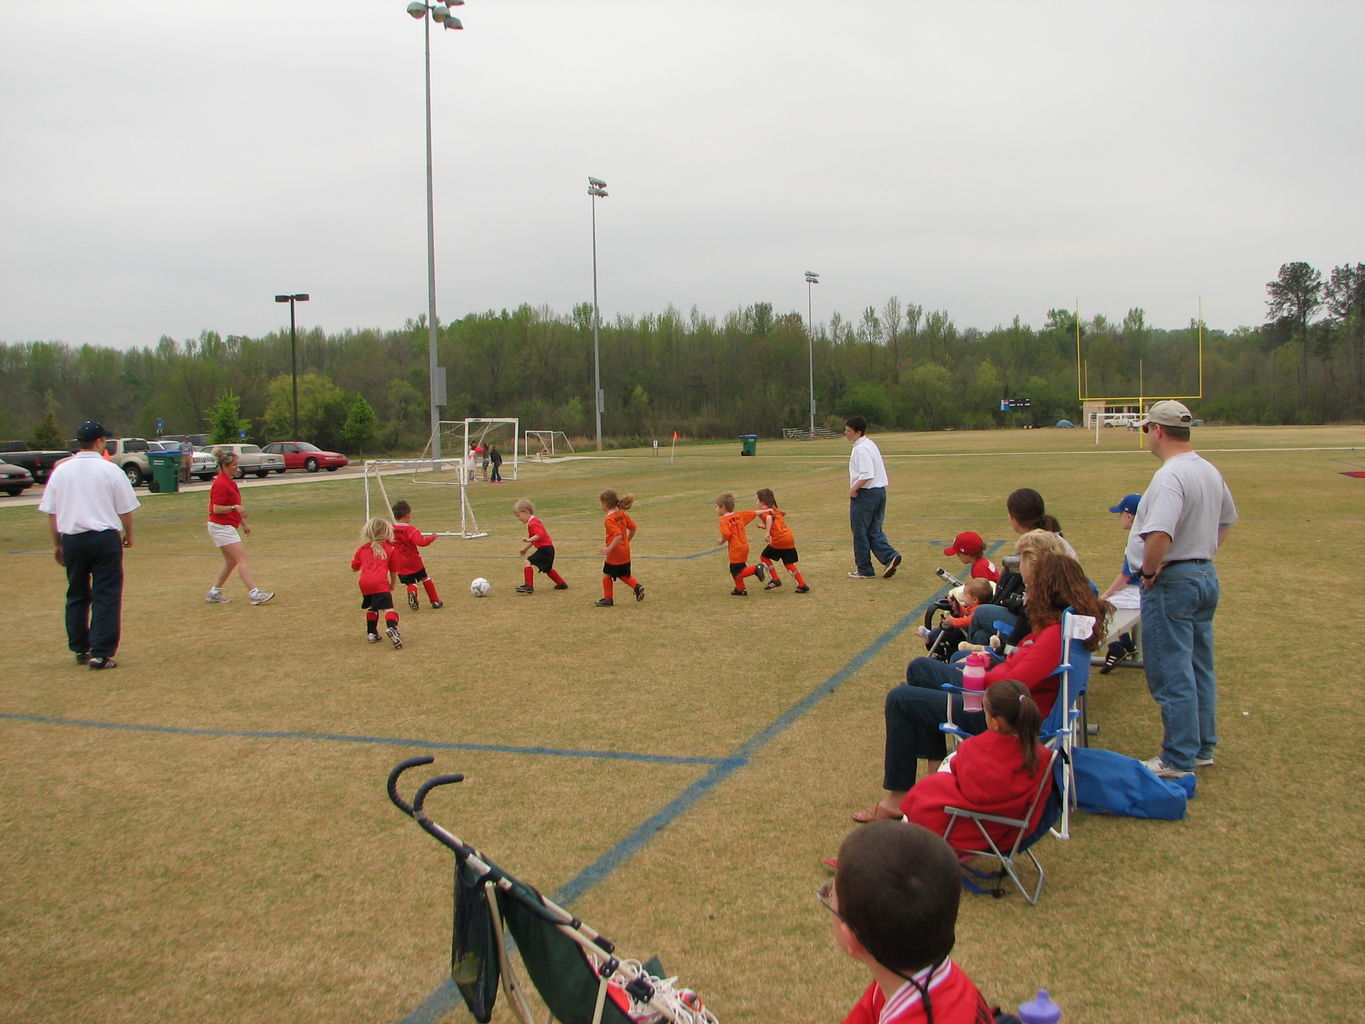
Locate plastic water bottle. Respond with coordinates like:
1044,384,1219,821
1018,989,1061,1024
961,651,989,713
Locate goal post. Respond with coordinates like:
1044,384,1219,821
361,458,487,539
421,418,520,482
523,430,575,460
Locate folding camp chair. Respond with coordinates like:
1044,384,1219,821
941,748,1062,905
388,756,719,1024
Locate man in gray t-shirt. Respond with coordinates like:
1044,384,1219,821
1126,401,1236,778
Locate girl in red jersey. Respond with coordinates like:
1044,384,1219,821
351,516,402,648
755,487,810,593
715,492,765,595
514,498,569,594
596,489,642,607
899,679,1052,855
391,500,442,610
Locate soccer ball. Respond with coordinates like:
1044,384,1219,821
470,577,491,598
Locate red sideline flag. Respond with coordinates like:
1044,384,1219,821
672,430,679,441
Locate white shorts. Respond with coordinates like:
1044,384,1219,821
207,522,242,548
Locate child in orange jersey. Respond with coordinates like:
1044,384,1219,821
514,498,569,594
715,492,766,595
351,517,402,648
391,500,443,610
755,488,810,593
596,490,643,607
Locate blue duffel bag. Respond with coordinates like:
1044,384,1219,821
1072,747,1197,820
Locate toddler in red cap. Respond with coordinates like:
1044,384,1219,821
942,531,999,583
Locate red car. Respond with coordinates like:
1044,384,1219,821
261,441,349,473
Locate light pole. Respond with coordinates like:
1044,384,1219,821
588,176,608,451
805,271,819,433
406,0,464,460
274,293,309,437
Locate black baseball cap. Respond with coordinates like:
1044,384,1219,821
75,421,109,442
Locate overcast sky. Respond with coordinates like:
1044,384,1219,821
2,0,1361,352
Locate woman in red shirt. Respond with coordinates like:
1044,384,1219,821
205,449,274,605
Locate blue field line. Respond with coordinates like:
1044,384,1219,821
0,714,741,768
395,591,942,1024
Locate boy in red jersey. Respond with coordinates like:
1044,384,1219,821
754,487,810,593
391,500,443,610
824,821,992,1024
715,492,766,595
351,517,403,648
596,489,643,607
514,498,569,594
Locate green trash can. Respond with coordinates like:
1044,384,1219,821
147,451,180,493
739,434,758,456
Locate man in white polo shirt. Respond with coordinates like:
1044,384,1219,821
38,421,140,670
1126,401,1237,778
844,415,903,580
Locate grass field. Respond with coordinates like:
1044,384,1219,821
2,425,1362,1023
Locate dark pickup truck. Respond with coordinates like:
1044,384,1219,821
0,441,71,484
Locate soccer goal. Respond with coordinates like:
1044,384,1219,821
523,430,575,460
361,458,487,539
420,418,520,482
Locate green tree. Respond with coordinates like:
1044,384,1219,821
31,409,64,449
206,392,249,444
262,372,346,442
341,395,378,455
1265,261,1324,403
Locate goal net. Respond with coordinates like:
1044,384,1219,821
523,430,575,460
420,418,520,482
361,458,487,539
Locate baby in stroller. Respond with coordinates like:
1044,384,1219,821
917,576,995,658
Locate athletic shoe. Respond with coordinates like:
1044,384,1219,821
731,588,747,596
595,598,614,607
407,589,419,611
75,651,90,666
753,564,766,583
1100,640,1135,674
848,571,875,579
553,583,569,590
764,579,782,590
386,625,403,649
88,656,117,671
882,554,903,579
249,590,275,606
633,584,645,602
367,633,381,644
1142,755,1193,779
916,625,933,641
1195,755,1216,768
206,590,230,603
515,584,534,594
431,600,443,609
795,585,811,593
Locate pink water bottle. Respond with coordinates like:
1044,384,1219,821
961,651,989,713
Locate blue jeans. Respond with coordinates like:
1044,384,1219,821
882,657,985,790
1140,560,1220,770
966,604,1018,646
849,487,898,576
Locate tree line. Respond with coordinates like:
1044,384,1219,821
2,260,1360,453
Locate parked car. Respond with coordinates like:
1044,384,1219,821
261,441,349,473
0,458,36,496
208,444,286,479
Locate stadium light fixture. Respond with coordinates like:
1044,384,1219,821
404,1,468,461
275,293,310,438
588,176,609,451
805,271,819,433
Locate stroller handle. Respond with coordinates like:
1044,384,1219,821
413,773,467,813
387,755,436,815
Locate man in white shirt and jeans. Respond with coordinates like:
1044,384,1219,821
38,421,140,670
1125,401,1237,778
844,416,902,580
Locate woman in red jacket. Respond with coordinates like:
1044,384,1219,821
853,552,1106,823
900,679,1051,853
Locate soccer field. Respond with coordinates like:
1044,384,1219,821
2,425,1362,1023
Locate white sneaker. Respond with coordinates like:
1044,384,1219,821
916,626,933,641
249,590,275,606
1195,755,1215,768
206,590,230,604
1143,755,1194,779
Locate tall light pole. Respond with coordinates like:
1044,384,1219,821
406,0,464,460
588,176,608,451
274,293,310,437
805,271,819,433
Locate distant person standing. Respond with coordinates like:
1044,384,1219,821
844,416,902,580
38,420,140,670
1127,401,1237,779
488,444,503,483
178,438,193,484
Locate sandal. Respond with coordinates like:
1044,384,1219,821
851,803,904,824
